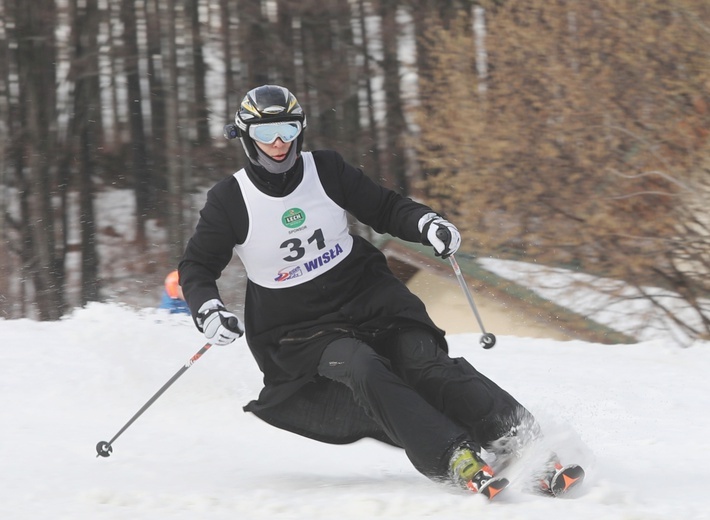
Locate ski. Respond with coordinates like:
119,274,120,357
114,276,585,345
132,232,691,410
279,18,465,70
538,463,585,498
467,475,510,501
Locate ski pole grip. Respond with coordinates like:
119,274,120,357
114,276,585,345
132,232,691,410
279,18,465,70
226,316,241,332
436,227,450,242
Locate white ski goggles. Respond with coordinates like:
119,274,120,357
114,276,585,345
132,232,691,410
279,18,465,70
248,121,302,144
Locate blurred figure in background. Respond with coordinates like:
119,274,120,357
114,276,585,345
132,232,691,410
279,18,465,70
159,270,190,315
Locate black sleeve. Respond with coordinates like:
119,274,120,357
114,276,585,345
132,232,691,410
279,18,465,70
178,176,248,318
311,150,434,242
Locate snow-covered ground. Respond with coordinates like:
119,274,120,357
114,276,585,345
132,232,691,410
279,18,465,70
1,303,708,519
479,258,709,347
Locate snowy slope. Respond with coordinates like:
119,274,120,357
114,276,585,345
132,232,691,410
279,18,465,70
479,257,708,347
1,303,708,519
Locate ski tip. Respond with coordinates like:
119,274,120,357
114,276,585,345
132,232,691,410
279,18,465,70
551,464,585,498
480,477,510,501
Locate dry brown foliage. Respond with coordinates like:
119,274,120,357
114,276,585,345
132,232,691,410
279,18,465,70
415,1,710,341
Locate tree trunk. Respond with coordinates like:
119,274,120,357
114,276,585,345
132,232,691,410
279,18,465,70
163,0,186,261
71,0,101,304
143,0,168,215
0,0,11,317
187,0,210,146
380,0,408,194
238,0,269,86
15,0,65,318
356,0,382,183
334,0,362,168
122,0,149,247
219,0,239,112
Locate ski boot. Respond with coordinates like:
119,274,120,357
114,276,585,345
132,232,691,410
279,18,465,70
449,445,509,500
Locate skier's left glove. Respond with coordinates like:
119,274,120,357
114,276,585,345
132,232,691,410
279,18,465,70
418,212,461,259
196,299,244,346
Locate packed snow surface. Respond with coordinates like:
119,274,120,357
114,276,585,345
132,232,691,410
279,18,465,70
1,303,708,519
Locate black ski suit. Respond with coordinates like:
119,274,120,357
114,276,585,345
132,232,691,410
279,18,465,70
179,150,534,480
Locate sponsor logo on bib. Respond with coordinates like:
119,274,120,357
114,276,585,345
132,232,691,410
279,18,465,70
274,265,304,282
282,208,306,229
303,243,344,272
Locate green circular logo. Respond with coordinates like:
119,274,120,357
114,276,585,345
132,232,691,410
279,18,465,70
282,208,306,228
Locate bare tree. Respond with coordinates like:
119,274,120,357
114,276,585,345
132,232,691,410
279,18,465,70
238,0,269,86
163,0,188,261
379,0,408,193
121,0,150,247
143,0,168,215
219,0,239,112
186,0,210,146
355,0,382,181
0,0,13,316
13,0,66,318
70,0,103,304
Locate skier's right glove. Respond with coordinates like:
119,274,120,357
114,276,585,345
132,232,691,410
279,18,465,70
196,299,244,346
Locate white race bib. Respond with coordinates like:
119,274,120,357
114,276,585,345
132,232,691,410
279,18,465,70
233,152,354,288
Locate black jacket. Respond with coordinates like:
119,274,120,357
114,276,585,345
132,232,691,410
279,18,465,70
179,149,447,445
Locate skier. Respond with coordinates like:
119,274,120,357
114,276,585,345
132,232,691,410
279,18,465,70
178,85,580,498
158,269,190,315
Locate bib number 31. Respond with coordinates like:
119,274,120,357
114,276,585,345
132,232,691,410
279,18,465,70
280,228,325,261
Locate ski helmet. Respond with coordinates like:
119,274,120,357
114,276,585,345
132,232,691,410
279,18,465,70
231,85,307,163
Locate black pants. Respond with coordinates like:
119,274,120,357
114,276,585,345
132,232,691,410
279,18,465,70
317,328,535,480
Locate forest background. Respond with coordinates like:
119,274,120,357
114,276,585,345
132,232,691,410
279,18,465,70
1,0,708,344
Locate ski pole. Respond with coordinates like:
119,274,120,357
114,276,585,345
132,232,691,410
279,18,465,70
95,317,238,458
447,254,497,349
